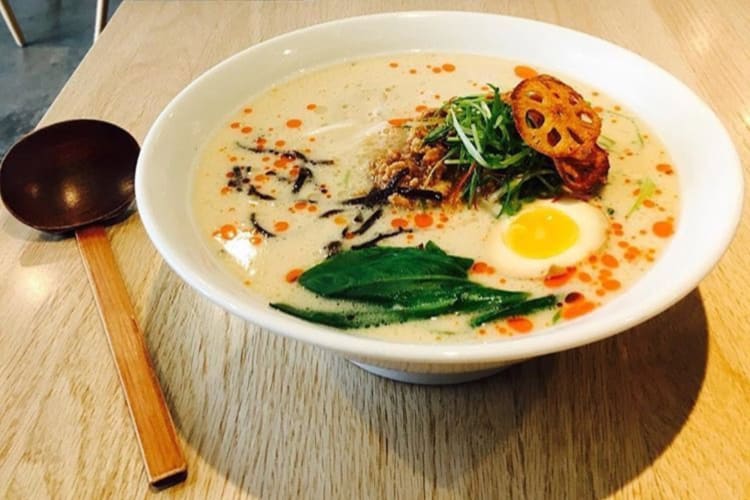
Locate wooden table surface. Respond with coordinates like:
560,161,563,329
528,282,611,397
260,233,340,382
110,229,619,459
2,1,749,498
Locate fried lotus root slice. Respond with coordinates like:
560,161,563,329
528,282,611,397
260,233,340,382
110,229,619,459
553,145,610,194
510,75,602,160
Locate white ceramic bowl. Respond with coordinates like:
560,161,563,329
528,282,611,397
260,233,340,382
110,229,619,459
136,12,743,384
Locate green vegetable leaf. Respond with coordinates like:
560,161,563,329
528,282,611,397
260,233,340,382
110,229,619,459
298,244,473,296
469,295,558,328
274,242,552,331
269,303,439,329
341,278,527,311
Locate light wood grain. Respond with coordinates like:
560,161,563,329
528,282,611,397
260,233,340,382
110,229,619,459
1,1,748,498
75,225,186,488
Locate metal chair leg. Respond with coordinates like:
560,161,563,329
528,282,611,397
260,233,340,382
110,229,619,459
94,0,108,42
0,0,25,47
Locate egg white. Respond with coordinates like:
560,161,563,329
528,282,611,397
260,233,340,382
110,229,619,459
483,199,608,278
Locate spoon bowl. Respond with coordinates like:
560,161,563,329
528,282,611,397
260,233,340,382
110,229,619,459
0,119,138,232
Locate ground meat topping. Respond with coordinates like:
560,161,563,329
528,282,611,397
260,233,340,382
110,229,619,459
369,114,451,201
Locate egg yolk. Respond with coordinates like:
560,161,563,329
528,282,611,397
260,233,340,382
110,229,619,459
503,207,580,259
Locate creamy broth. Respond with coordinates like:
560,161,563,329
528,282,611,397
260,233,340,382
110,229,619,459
192,53,679,343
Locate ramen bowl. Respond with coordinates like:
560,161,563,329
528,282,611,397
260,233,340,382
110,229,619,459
136,12,742,384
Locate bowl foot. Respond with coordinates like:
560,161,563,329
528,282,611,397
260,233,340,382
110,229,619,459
349,360,509,385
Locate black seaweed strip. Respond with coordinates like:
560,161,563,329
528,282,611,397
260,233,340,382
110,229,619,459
349,208,383,236
395,187,443,202
235,142,334,165
323,241,343,258
341,169,408,206
319,208,344,218
247,185,276,200
292,167,313,194
351,228,412,250
250,213,276,238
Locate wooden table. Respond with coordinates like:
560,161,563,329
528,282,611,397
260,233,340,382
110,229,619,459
2,1,749,498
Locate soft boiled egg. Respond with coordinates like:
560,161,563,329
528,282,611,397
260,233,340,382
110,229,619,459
484,199,608,278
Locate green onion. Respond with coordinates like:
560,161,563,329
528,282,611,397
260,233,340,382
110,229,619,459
598,134,616,151
450,109,489,168
626,177,657,217
424,86,561,213
551,309,562,324
604,110,644,150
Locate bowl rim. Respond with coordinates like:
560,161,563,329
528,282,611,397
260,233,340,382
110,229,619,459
136,10,744,364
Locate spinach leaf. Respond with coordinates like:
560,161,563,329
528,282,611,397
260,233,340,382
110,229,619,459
270,302,456,329
341,278,527,310
298,243,472,296
272,294,556,330
470,295,558,327
273,242,555,330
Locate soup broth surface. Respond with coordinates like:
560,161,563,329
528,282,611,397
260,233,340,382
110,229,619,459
193,53,679,343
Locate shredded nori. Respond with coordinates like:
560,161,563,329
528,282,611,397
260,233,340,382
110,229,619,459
342,169,409,206
235,141,334,165
319,208,344,218
247,185,275,200
323,241,343,258
351,228,411,249
292,167,313,194
348,208,383,236
250,213,276,238
395,187,443,202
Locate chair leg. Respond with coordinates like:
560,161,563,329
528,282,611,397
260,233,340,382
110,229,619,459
0,0,25,47
94,0,108,42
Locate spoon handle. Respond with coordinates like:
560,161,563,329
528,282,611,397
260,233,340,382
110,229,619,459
76,225,187,489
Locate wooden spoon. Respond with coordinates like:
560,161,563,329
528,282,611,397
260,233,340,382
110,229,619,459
0,119,187,489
